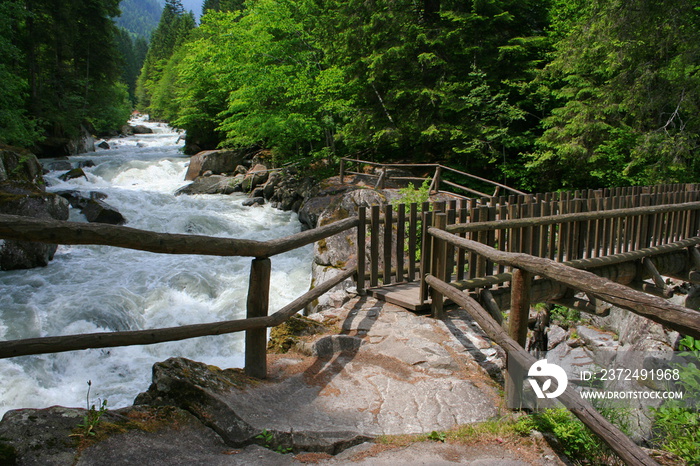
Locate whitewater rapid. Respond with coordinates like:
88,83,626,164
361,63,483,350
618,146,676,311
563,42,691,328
0,118,313,416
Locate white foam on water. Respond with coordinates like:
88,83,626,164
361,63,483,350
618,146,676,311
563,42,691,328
0,120,312,416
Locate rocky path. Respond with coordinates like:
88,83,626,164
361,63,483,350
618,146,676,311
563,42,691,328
0,296,564,465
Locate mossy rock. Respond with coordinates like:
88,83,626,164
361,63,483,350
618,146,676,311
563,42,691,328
0,440,17,465
268,315,327,354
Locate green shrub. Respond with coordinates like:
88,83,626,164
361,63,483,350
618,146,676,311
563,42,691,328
651,335,700,465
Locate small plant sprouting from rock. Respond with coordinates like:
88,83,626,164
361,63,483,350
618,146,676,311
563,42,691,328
72,380,108,439
427,430,447,442
255,429,292,454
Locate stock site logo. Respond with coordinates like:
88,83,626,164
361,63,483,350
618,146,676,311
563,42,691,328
528,359,568,399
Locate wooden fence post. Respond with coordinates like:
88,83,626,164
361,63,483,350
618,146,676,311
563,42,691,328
370,205,380,287
383,204,393,285
506,267,531,408
430,213,448,319
245,257,271,379
339,158,345,184
357,206,366,295
419,210,434,304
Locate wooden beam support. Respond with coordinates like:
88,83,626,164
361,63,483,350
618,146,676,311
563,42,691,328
506,268,531,407
480,289,504,325
550,297,608,317
0,213,359,260
446,202,700,235
509,269,531,347
642,257,671,297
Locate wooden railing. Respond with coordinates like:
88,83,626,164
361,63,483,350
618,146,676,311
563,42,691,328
417,192,700,466
0,213,360,378
339,157,526,197
356,184,700,304
426,274,661,466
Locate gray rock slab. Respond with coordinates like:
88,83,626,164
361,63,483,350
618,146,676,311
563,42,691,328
318,441,541,465
76,409,237,466
215,298,499,437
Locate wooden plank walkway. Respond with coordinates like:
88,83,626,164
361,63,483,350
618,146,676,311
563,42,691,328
368,282,431,311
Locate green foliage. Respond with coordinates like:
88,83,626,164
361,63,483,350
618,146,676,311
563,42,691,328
522,0,700,190
651,336,700,464
73,381,108,439
531,408,614,463
87,82,133,135
0,0,42,147
398,179,432,206
136,0,195,115
548,304,580,329
1,0,131,146
427,430,447,442
255,429,292,454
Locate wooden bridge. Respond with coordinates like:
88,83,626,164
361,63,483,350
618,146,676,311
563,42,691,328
2,181,700,465
358,184,700,315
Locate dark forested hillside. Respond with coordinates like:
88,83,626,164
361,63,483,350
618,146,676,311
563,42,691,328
115,0,163,39
0,0,132,153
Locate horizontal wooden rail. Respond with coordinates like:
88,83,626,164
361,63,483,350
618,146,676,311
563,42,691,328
0,214,358,259
452,238,700,291
339,158,524,197
425,274,659,466
446,201,700,234
340,158,439,168
429,228,700,339
438,164,526,196
0,266,356,359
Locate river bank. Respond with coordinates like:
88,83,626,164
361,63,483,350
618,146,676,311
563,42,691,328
0,296,567,465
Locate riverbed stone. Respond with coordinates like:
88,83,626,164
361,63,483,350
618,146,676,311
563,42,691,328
132,125,153,134
81,198,126,224
0,181,69,270
242,197,264,206
176,175,242,195
60,167,88,181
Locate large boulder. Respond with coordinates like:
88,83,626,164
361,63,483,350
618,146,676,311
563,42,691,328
241,164,269,192
33,125,95,157
0,146,43,183
81,198,126,225
308,188,389,313
268,170,318,212
132,125,153,134
175,175,243,196
56,190,125,224
184,150,252,180
134,357,371,453
0,181,70,270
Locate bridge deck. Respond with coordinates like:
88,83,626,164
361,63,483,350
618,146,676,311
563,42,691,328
368,282,431,311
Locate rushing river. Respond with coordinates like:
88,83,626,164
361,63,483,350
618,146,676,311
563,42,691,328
0,118,313,416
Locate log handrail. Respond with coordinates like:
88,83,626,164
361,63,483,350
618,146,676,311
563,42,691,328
450,237,700,291
0,265,356,359
428,227,700,339
0,214,359,259
446,201,700,234
338,157,524,196
425,274,660,466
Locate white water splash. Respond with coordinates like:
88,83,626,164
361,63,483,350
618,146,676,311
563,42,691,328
0,118,312,415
